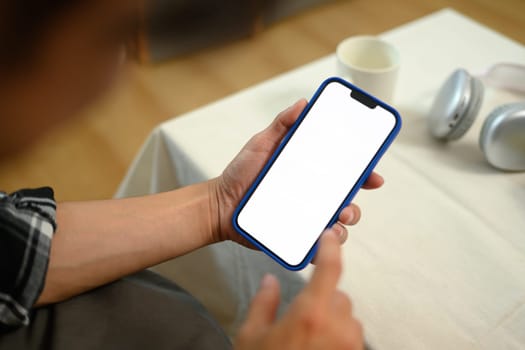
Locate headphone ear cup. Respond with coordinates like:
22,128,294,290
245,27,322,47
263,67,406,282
480,102,525,171
479,104,515,147
428,69,484,141
447,76,484,140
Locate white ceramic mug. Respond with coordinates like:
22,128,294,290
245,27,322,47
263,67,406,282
336,35,400,103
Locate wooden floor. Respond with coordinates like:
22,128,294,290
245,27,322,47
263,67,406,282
1,0,524,201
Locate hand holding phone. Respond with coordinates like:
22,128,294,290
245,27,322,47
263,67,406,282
212,98,382,249
232,77,401,270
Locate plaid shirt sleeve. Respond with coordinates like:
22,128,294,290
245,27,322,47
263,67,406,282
0,187,56,330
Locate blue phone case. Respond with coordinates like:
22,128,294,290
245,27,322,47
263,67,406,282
232,77,402,270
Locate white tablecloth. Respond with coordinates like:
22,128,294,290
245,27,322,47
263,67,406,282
117,9,525,349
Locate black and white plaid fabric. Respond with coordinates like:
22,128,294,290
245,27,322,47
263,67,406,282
0,187,56,330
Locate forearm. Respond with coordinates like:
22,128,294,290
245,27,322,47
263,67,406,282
37,180,219,305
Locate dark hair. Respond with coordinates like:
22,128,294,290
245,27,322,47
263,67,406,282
0,1,80,69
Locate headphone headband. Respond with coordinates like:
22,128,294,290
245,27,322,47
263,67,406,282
475,63,525,94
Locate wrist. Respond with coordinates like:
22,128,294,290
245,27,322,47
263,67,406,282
207,178,224,244
159,181,222,252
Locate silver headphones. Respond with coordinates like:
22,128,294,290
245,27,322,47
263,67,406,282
428,63,525,171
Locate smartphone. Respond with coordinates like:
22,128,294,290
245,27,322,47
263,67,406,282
232,77,401,270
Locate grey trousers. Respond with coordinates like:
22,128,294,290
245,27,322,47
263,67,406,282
0,270,232,350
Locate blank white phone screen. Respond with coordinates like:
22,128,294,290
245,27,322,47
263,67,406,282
236,81,397,267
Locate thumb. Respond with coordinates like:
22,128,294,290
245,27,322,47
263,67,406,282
244,274,281,331
263,99,308,142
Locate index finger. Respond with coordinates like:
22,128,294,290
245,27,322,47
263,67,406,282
307,229,343,299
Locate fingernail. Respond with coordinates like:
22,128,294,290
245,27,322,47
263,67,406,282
260,274,276,289
284,101,298,113
346,210,355,223
290,99,305,110
324,228,339,238
333,224,343,237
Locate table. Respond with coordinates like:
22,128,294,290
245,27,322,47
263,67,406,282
117,9,525,349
